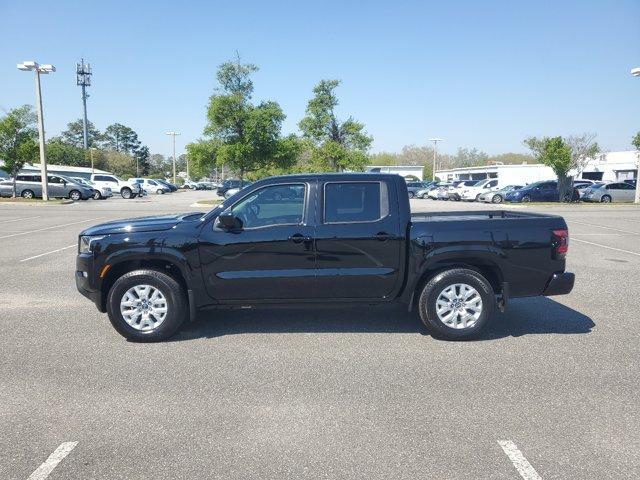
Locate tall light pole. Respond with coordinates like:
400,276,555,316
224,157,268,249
76,59,92,150
17,61,55,201
631,68,640,204
428,138,443,181
165,131,181,183
90,147,97,175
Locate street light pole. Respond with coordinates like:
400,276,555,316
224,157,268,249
18,61,55,201
165,132,181,183
90,147,96,175
428,138,443,181
631,67,640,204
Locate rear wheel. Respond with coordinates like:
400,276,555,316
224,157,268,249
21,189,35,199
93,190,102,200
107,269,187,342
121,187,132,199
601,195,612,203
408,191,415,199
418,268,494,340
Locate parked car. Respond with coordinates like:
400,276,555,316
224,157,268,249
406,181,434,199
582,181,636,203
217,179,251,197
0,180,15,197
572,179,595,199
424,182,452,200
70,177,113,200
505,180,579,203
76,173,574,342
129,178,170,195
9,173,94,200
182,180,199,189
224,182,253,199
447,180,480,201
459,179,500,201
90,173,143,199
478,185,523,204
197,181,216,190
155,179,178,192
416,183,440,199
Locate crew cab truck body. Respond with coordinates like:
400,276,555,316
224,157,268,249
76,173,574,341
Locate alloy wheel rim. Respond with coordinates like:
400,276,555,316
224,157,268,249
435,283,483,329
120,284,168,331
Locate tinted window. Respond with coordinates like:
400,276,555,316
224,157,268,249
324,182,388,223
148,180,157,186
48,176,62,184
94,175,115,182
231,184,305,229
17,174,41,182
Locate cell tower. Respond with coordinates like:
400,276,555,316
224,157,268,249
76,59,92,149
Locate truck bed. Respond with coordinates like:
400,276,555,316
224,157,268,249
411,210,560,223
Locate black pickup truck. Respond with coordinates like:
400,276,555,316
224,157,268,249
76,173,574,341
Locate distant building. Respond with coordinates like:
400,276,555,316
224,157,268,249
576,151,638,182
435,163,555,186
366,165,424,181
18,163,112,180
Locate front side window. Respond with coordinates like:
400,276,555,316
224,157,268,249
230,184,305,229
324,182,389,223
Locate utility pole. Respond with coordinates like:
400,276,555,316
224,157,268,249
90,147,96,175
631,68,640,203
76,59,92,150
428,138,443,181
165,131,181,183
18,61,55,201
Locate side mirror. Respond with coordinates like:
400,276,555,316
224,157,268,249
217,211,242,231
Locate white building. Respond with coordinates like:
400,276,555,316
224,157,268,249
435,163,555,187
366,165,424,181
575,151,638,182
18,163,112,180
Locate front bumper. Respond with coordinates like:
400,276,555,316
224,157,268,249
542,272,575,296
75,253,105,311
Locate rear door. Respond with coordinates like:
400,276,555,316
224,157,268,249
609,182,635,202
538,182,558,201
313,179,402,299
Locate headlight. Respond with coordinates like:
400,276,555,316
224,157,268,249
79,235,105,254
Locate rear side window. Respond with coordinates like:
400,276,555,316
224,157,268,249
17,174,41,182
324,182,389,223
94,175,114,182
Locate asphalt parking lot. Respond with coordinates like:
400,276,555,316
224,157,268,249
1,192,639,479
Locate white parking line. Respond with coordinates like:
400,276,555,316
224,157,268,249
27,442,78,480
498,440,542,480
20,244,77,262
0,218,103,240
0,216,41,224
570,220,640,235
572,237,640,257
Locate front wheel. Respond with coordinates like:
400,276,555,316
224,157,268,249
408,191,415,199
418,268,494,340
492,194,503,204
157,189,164,195
93,190,102,200
601,195,612,203
106,269,187,342
69,190,82,201
21,189,35,199
521,195,531,203
121,187,132,199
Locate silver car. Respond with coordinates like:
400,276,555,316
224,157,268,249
7,173,94,200
478,185,523,203
71,177,113,200
582,182,636,203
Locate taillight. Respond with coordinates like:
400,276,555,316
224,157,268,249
553,229,569,258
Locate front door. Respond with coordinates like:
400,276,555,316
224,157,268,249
199,182,316,301
313,180,402,299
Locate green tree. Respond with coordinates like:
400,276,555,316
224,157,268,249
524,136,573,201
299,79,372,172
186,139,219,179
104,150,136,178
60,119,102,148
632,131,640,150
369,151,398,166
133,145,150,176
46,138,87,167
202,57,298,180
101,123,141,154
486,152,535,165
0,105,38,197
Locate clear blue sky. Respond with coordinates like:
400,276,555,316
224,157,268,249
1,0,639,158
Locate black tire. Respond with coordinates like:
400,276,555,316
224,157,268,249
21,189,35,199
121,187,132,199
418,268,495,341
93,190,102,200
492,194,503,203
157,189,164,195
106,269,187,342
408,191,415,199
69,190,82,201
521,195,531,203
601,195,612,203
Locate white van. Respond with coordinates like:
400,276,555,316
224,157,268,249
128,178,171,195
90,174,143,199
